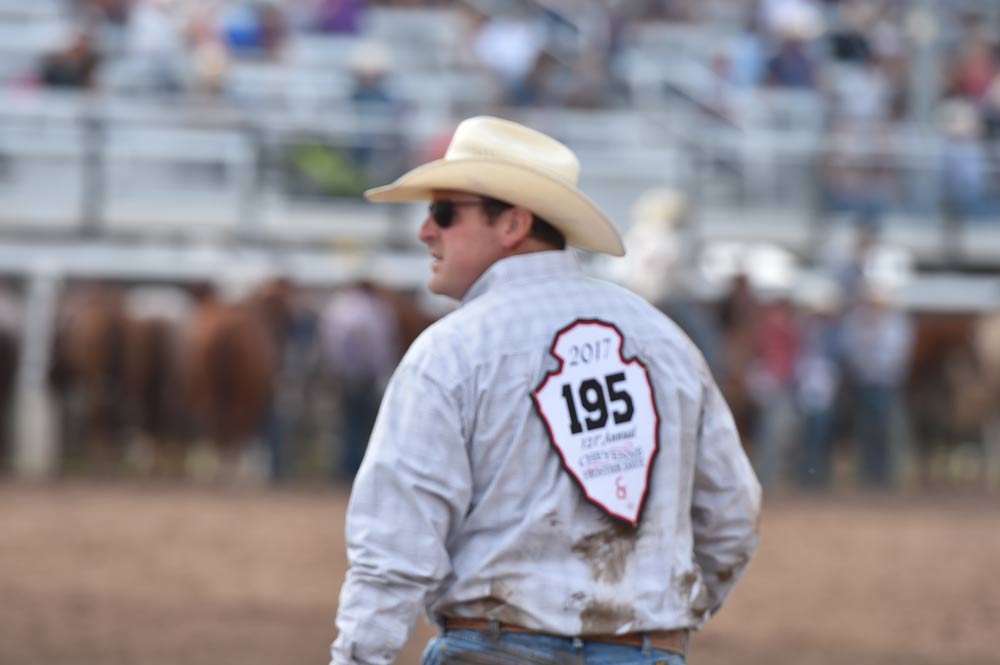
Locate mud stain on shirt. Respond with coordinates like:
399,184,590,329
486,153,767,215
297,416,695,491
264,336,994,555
570,519,640,584
448,581,529,627
674,569,699,599
579,598,637,635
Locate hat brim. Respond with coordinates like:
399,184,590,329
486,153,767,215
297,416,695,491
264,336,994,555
365,158,625,256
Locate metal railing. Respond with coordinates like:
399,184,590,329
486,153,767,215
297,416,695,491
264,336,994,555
1,88,998,268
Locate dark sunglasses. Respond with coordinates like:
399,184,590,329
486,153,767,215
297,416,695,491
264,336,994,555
428,199,483,228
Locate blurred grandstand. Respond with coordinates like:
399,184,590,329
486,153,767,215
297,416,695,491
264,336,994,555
0,1,998,288
2,0,1000,483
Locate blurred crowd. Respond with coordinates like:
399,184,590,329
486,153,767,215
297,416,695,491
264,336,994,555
616,187,1000,491
712,227,916,491
31,0,370,96
6,0,1000,218
14,1,1000,112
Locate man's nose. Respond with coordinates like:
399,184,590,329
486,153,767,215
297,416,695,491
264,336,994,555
418,215,436,243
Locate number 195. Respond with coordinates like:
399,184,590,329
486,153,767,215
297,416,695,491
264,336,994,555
560,372,634,434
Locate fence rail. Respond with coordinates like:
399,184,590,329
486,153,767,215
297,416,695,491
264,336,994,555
0,89,999,268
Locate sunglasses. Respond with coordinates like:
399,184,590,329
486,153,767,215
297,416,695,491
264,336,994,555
428,199,484,228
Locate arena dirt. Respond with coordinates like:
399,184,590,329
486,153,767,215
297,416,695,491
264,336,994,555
1,482,997,665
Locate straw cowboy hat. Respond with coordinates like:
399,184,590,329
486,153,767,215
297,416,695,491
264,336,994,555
364,116,625,256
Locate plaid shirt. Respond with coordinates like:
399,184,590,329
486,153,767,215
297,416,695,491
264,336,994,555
331,250,761,665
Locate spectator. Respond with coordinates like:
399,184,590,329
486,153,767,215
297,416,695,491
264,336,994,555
939,98,995,221
473,3,546,104
748,295,801,486
868,7,908,119
72,0,132,56
39,31,101,89
262,280,321,483
794,278,844,488
222,1,288,61
828,0,873,65
73,0,130,27
124,0,187,93
727,9,768,88
945,11,997,101
310,0,367,34
348,40,396,109
718,272,761,447
766,25,819,88
320,281,399,480
189,37,232,98
825,2,895,128
841,283,913,489
981,75,1000,140
824,216,882,310
347,40,406,184
762,1,823,89
561,46,624,108
256,1,289,60
821,117,895,219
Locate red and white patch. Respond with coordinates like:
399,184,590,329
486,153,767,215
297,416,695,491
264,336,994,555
532,319,660,526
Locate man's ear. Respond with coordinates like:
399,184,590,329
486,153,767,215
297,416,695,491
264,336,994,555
499,206,534,249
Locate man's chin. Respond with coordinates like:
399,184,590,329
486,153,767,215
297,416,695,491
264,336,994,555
427,277,446,297
427,278,462,301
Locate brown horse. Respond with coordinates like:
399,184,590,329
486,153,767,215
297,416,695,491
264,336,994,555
179,279,295,479
904,310,999,487
50,284,132,472
122,286,193,476
49,283,194,475
0,283,21,473
715,274,760,450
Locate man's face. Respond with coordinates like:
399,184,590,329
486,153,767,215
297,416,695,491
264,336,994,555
418,191,508,300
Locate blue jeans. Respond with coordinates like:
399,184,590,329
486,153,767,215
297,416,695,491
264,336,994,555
855,384,896,488
422,629,686,665
336,379,378,480
799,407,834,488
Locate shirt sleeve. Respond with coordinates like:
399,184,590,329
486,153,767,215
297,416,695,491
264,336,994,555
330,360,473,665
689,373,762,619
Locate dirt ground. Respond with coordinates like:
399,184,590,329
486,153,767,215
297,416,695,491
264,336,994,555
1,482,998,665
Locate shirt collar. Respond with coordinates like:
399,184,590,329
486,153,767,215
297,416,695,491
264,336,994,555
461,250,581,305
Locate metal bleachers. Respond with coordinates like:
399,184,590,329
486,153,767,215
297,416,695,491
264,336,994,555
100,124,255,237
0,18,73,83
225,61,354,112
364,7,467,71
0,121,86,231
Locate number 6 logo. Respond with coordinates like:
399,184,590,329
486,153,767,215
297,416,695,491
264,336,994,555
532,319,660,526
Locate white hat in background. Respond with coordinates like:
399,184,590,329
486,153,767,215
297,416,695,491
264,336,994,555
794,275,842,313
629,187,688,231
771,1,824,41
700,241,799,295
940,98,981,140
349,39,391,78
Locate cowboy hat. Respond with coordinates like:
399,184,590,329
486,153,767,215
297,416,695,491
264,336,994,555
364,116,625,256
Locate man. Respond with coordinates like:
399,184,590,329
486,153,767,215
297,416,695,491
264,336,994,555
840,282,913,488
320,280,400,479
330,116,761,664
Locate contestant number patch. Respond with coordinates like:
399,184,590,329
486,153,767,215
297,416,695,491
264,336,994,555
532,320,659,526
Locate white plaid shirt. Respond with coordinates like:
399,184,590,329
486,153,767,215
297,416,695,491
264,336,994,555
331,250,761,665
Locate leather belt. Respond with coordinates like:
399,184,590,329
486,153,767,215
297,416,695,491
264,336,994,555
442,617,689,655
